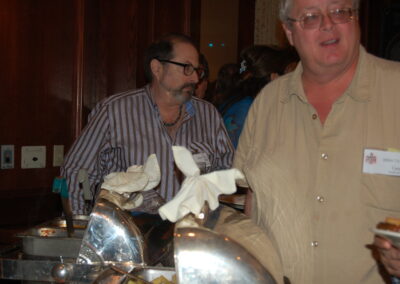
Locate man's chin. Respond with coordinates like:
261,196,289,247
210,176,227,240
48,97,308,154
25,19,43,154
174,90,192,104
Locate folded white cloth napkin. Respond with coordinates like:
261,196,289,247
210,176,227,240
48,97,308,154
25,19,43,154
158,146,244,222
100,154,160,209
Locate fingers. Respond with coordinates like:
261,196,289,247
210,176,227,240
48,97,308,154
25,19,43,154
380,254,400,277
374,235,400,277
374,235,392,250
376,238,400,278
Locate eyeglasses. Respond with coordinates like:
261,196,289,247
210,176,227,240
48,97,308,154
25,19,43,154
287,8,357,30
156,58,205,78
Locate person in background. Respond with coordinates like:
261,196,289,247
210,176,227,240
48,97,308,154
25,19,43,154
280,45,300,74
61,33,234,215
211,63,241,108
233,0,400,283
219,44,296,148
194,53,211,101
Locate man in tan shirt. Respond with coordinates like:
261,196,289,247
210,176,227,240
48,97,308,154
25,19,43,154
234,0,400,283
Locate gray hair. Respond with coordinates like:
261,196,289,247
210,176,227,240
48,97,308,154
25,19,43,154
279,0,361,22
144,33,197,83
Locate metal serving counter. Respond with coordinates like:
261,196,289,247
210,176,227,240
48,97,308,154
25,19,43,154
0,258,175,283
0,201,277,284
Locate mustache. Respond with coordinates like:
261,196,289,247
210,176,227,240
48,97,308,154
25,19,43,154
180,83,196,91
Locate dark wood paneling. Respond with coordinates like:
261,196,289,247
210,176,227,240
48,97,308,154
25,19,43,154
83,0,200,100
0,0,201,245
86,0,139,99
0,0,79,242
360,0,396,57
237,0,255,60
73,0,86,138
0,2,76,192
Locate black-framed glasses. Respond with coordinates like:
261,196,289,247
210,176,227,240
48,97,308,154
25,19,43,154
287,8,357,30
156,58,205,78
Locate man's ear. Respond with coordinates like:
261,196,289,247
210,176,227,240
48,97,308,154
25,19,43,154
282,23,294,46
150,59,162,81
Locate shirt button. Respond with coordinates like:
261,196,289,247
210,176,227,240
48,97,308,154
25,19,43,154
321,153,328,160
311,241,319,247
316,196,325,202
312,113,318,120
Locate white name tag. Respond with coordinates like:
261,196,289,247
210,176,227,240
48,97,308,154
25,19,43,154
363,149,400,176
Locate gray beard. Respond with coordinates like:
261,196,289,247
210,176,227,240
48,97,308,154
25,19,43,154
172,84,195,104
173,90,192,104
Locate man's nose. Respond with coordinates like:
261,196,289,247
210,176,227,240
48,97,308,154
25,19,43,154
320,14,334,31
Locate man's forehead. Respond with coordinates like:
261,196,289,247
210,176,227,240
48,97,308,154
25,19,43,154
293,0,352,9
171,42,199,61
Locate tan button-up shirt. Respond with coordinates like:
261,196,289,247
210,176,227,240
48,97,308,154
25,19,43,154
234,46,400,283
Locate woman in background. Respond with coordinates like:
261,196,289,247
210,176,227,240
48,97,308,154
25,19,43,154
219,45,298,148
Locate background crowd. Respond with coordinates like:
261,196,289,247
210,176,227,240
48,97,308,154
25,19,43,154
195,45,299,147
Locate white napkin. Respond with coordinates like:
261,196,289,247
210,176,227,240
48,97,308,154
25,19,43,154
100,154,160,209
158,146,244,222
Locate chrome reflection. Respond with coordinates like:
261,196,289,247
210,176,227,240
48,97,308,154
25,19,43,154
174,227,277,284
77,198,146,270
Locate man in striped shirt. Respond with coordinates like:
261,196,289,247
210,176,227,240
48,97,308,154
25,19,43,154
61,33,234,215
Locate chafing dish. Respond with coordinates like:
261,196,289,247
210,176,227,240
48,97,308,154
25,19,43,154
1,200,277,283
76,198,146,269
16,215,89,259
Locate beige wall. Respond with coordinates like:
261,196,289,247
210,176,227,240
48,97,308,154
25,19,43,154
255,0,288,46
200,0,239,81
200,0,289,81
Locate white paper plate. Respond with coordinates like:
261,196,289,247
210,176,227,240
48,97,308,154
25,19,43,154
372,228,400,248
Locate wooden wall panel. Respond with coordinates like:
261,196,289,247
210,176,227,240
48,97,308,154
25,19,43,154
83,0,140,110
83,0,200,101
0,0,201,245
0,0,80,243
134,0,201,87
238,0,255,58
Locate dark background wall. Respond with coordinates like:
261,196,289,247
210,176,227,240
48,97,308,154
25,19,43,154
360,0,400,60
0,0,398,246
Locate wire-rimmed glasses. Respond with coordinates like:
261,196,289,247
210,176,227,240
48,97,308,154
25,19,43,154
287,8,357,30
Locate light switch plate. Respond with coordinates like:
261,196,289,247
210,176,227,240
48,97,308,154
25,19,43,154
1,145,14,169
21,146,46,169
53,145,64,167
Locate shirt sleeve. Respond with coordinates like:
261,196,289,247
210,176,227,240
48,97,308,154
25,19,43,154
60,102,110,215
233,98,257,188
215,111,235,170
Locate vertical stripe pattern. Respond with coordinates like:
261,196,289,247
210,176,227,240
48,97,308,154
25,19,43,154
61,85,234,214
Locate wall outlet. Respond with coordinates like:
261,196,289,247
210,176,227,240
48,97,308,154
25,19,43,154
21,146,46,169
53,145,64,167
1,145,15,169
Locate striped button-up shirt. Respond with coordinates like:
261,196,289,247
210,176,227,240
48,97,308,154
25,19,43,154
61,85,234,214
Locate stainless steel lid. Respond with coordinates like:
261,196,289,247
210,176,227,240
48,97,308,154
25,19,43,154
174,225,277,284
76,198,146,270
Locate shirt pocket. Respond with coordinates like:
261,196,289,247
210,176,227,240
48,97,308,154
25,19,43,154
361,173,400,212
188,141,215,173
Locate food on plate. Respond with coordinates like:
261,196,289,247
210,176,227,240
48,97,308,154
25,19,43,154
376,217,400,232
127,274,177,284
152,275,177,284
39,228,56,237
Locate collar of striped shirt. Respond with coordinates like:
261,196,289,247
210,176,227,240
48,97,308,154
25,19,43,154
145,84,196,118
